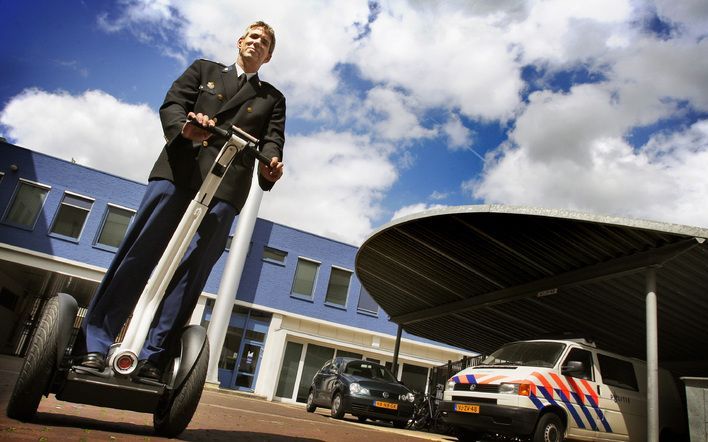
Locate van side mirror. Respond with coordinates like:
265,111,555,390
562,360,585,376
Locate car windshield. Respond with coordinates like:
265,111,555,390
343,361,397,382
480,342,566,368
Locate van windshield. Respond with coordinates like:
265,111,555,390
480,342,566,368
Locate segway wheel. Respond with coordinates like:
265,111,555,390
7,295,64,421
153,337,209,437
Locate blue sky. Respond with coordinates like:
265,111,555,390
2,0,707,245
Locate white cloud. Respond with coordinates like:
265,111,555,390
391,202,448,221
469,110,708,228
259,130,398,245
442,114,473,151
0,89,162,183
350,1,524,121
364,87,437,141
506,0,634,66
652,0,708,39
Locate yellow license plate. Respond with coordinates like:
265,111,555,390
455,404,480,413
374,401,398,410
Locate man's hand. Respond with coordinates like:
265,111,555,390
260,157,283,182
182,112,216,143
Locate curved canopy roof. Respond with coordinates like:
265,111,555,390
355,205,708,370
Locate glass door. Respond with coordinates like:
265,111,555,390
234,340,263,391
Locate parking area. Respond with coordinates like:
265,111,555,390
0,355,453,441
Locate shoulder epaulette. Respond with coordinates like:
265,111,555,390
198,58,227,67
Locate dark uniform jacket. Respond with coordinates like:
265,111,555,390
149,59,286,211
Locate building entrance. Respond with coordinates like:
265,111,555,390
201,300,271,391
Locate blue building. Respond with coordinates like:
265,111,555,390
0,141,468,403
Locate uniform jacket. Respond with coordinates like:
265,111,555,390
149,59,286,211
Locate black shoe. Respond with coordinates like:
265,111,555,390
78,352,106,371
137,360,163,381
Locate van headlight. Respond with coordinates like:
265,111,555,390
399,392,415,402
349,383,370,396
446,380,456,391
498,383,519,394
499,382,530,396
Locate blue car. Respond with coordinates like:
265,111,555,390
306,357,416,428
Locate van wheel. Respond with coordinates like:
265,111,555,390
456,428,483,441
533,413,564,442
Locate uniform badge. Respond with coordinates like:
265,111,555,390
207,81,215,89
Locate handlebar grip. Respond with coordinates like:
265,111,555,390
186,116,273,166
186,116,230,138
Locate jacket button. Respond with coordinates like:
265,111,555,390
247,107,253,113
202,140,209,147
217,94,224,101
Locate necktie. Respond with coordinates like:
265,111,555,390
238,73,247,90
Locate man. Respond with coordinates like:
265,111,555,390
75,21,285,380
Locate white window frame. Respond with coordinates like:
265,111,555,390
2,178,52,230
49,190,95,241
324,265,352,308
290,256,321,300
94,203,136,250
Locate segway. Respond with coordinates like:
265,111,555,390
6,120,271,437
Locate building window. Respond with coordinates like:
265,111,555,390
324,267,351,307
95,204,135,249
291,257,319,299
49,192,94,240
262,246,287,265
275,341,304,399
357,287,379,316
2,179,51,229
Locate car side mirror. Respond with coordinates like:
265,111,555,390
562,360,585,376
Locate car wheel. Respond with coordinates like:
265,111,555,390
306,390,317,413
533,413,565,442
330,392,345,419
357,416,367,422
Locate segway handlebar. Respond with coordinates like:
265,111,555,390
185,116,272,165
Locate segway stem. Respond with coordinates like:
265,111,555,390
112,123,261,374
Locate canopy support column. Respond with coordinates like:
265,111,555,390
646,267,659,442
392,324,402,380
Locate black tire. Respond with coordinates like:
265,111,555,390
306,390,317,412
330,392,345,419
533,413,565,442
356,416,367,422
6,296,62,421
153,337,209,437
456,428,483,441
393,419,407,429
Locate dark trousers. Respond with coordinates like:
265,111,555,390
80,179,236,365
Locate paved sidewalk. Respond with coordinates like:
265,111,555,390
1,354,454,441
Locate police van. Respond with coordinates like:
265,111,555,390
438,339,686,441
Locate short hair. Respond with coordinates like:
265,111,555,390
242,21,276,57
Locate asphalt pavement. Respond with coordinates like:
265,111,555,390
1,354,455,441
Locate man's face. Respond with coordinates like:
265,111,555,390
238,26,272,68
